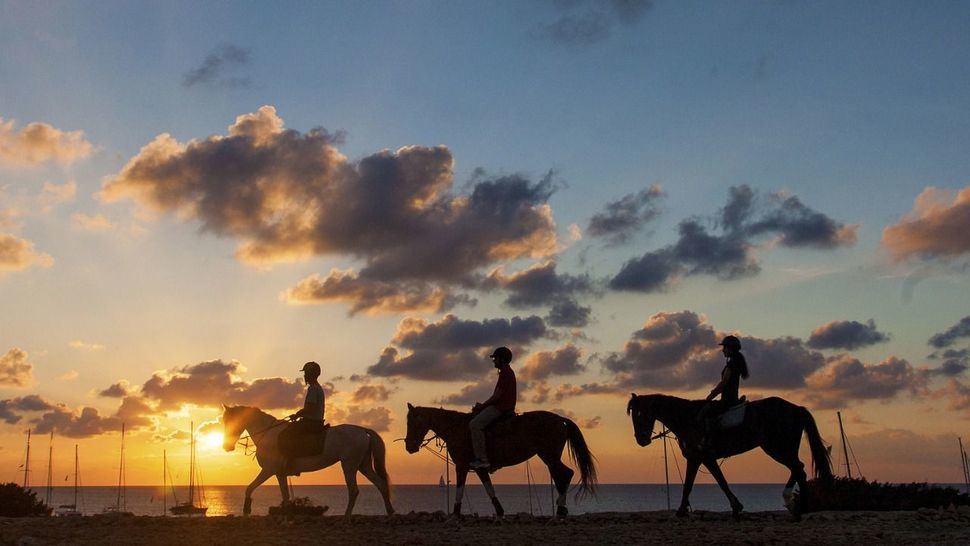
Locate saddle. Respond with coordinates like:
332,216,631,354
485,411,517,434
716,397,747,430
279,420,330,459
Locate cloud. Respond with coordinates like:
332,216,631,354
182,44,252,88
102,106,561,314
329,405,393,432
601,310,827,390
0,116,94,167
282,270,475,315
367,314,550,381
0,347,33,387
72,213,114,231
23,394,154,438
928,316,970,349
610,185,856,293
139,359,308,410
518,344,585,380
434,379,495,407
69,340,105,351
807,319,890,351
39,181,76,210
937,379,970,412
587,184,664,245
0,233,53,273
0,395,55,424
482,261,596,326
98,380,131,398
537,0,653,46
351,384,396,403
552,382,624,402
883,186,970,260
545,298,593,328
804,355,925,409
56,370,79,381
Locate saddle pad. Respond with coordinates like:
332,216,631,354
717,402,746,429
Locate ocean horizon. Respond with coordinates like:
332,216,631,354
23,483,969,517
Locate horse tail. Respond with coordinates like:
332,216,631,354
564,419,598,498
368,430,392,498
799,406,833,482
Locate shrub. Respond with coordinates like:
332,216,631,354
0,483,52,517
799,477,970,512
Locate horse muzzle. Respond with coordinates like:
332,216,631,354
404,441,419,454
636,434,651,447
223,442,236,452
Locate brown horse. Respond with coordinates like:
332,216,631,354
404,404,596,517
627,394,832,519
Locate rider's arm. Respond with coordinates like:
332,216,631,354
705,367,733,401
480,387,504,408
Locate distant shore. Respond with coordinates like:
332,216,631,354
3,509,970,545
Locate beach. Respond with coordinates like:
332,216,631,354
3,509,970,545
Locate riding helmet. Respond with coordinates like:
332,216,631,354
718,335,742,351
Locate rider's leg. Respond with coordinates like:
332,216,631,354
469,406,501,466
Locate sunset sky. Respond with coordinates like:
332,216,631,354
3,1,970,489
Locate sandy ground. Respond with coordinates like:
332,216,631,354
2,509,970,545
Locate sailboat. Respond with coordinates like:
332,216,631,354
56,445,82,517
438,475,445,488
102,423,133,516
169,421,208,516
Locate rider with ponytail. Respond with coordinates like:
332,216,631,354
698,335,749,451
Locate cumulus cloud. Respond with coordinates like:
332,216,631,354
98,380,131,398
928,316,970,349
804,355,925,409
601,310,827,390
482,261,596,326
367,314,550,381
0,395,55,424
39,181,76,210
351,384,397,403
434,379,496,407
182,44,252,88
139,359,309,410
0,233,54,273
0,347,33,387
329,405,393,431
0,117,94,167
282,270,475,315
102,106,561,314
537,0,653,46
807,319,890,351
610,185,856,293
552,382,624,402
587,184,664,245
518,344,585,380
883,186,970,260
545,298,593,328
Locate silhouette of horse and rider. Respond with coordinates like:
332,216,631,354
221,337,831,519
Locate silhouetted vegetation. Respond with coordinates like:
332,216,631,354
268,497,329,516
0,483,52,517
800,477,970,512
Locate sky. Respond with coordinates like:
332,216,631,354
2,0,970,489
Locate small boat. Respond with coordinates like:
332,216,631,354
56,445,82,517
438,475,445,488
170,421,208,516
102,423,134,516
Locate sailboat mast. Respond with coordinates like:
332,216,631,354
73,444,79,508
959,437,969,494
163,449,167,514
116,422,126,510
46,431,53,506
189,421,195,504
23,428,31,488
662,425,671,511
837,411,852,479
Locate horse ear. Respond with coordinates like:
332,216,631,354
630,393,636,399
222,403,229,410
407,402,414,410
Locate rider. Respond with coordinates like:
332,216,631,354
469,347,516,471
279,361,326,475
698,335,749,452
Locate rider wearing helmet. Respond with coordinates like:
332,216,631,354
279,361,326,475
469,347,516,471
698,336,749,452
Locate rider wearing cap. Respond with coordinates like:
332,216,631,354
469,347,516,470
698,336,749,452
279,361,326,475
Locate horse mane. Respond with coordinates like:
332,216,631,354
628,394,707,415
415,406,468,420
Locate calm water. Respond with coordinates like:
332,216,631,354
31,484,789,517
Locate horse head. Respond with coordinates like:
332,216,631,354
221,404,248,452
404,403,431,454
627,394,656,447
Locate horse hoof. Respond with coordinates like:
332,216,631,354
556,506,568,518
675,508,689,518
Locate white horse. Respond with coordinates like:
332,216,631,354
221,405,394,516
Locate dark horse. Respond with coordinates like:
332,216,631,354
627,394,832,519
405,404,596,517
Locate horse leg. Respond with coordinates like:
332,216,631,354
243,468,273,515
762,444,807,520
341,458,360,516
358,457,394,516
703,459,743,520
474,469,504,518
452,465,469,517
540,454,574,518
275,473,290,505
676,458,700,518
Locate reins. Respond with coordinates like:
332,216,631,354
235,417,290,458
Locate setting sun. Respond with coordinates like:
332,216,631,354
200,432,224,451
